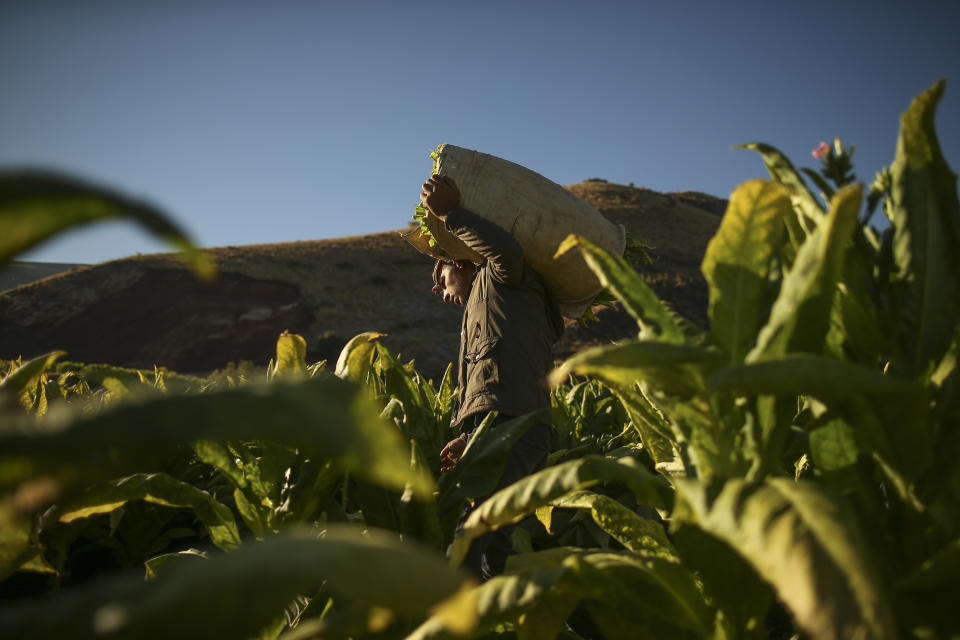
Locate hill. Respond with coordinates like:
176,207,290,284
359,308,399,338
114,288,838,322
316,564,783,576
0,181,725,380
0,261,87,292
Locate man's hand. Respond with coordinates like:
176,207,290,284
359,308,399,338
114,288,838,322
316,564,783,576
420,174,460,220
439,433,467,472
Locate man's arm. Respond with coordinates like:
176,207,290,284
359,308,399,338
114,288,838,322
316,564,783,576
420,175,524,284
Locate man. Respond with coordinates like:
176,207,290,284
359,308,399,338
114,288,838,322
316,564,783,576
420,173,564,580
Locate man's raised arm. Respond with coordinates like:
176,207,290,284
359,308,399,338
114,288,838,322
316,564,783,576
420,174,523,284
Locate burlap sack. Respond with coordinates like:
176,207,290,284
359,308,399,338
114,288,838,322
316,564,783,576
403,144,625,318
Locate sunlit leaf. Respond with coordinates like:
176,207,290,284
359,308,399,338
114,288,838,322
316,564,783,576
555,234,689,343
0,351,65,398
748,184,862,360
51,473,241,550
549,340,724,395
335,332,385,382
272,332,307,378
550,490,676,558
701,180,791,363
450,455,672,566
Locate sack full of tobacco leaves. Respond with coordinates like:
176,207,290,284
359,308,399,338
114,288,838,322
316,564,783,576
404,144,626,318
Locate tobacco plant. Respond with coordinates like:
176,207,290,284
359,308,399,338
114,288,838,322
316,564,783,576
1,80,956,640
433,79,958,639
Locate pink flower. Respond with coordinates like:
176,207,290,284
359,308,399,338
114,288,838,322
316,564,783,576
812,141,830,159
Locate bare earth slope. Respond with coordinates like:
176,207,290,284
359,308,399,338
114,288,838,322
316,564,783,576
0,181,724,380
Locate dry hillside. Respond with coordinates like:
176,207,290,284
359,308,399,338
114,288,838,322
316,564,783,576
0,180,725,381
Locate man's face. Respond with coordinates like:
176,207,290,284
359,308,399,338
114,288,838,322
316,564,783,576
434,263,475,305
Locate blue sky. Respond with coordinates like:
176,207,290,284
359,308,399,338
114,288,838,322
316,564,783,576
2,0,958,264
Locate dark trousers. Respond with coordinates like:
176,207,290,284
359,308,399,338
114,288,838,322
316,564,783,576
454,413,552,581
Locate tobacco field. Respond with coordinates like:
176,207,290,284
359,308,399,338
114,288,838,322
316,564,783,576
0,81,957,639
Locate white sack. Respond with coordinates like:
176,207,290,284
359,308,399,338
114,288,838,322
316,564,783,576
423,144,625,318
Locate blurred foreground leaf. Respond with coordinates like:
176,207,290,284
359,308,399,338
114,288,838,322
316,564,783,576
0,169,214,279
0,526,476,640
0,377,434,517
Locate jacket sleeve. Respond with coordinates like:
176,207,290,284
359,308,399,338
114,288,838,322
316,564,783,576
443,207,524,284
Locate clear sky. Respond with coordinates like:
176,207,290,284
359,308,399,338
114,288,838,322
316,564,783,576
2,0,958,265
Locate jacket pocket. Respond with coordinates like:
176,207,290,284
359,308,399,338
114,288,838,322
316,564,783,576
465,337,499,363
465,337,500,390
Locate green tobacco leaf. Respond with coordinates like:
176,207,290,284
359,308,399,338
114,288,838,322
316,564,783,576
144,548,207,580
0,169,214,278
51,473,241,551
436,363,455,417
512,548,712,640
737,143,826,232
748,184,863,360
556,234,689,343
671,523,773,640
549,340,724,395
0,351,66,397
233,487,266,537
0,512,31,581
335,332,385,382
0,525,478,640
609,385,677,467
889,79,960,378
375,344,442,458
550,490,676,558
576,550,713,640
672,477,896,640
192,439,246,489
438,412,544,517
406,554,574,640
711,353,933,479
410,547,712,640
355,442,443,550
810,418,859,471
450,455,673,566
273,332,307,378
894,538,960,638
0,377,435,506
830,238,890,362
709,353,924,401
701,180,791,363
800,167,836,203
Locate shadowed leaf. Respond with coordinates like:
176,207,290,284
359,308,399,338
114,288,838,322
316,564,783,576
889,79,960,378
672,477,896,640
0,377,435,511
0,526,477,640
